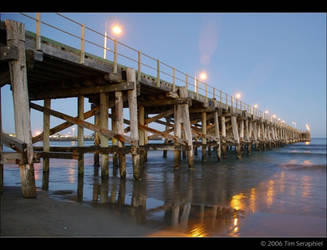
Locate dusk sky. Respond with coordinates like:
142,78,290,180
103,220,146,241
1,12,326,137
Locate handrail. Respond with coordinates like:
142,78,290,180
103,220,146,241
17,12,293,128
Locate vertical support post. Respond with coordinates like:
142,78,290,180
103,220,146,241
103,31,107,59
6,20,36,198
179,87,194,168
195,77,199,98
201,112,207,161
185,74,188,89
77,99,85,203
139,105,145,163
205,82,208,97
231,116,241,159
113,39,118,73
77,95,84,175
144,112,148,162
221,116,227,158
225,93,228,110
174,102,182,167
111,107,118,175
156,59,160,87
239,119,244,141
126,68,141,180
163,117,168,158
137,51,141,82
0,88,3,193
99,92,109,179
80,24,85,64
248,119,253,155
35,13,41,51
214,110,221,161
115,91,126,178
42,98,50,190
172,67,176,92
92,103,100,169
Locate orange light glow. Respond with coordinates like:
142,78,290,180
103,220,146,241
111,24,122,36
230,193,246,211
199,71,207,81
235,92,242,100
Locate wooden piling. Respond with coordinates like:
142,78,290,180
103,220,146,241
115,90,126,178
6,20,36,198
110,107,118,175
174,102,182,167
138,105,145,165
0,88,3,193
92,103,100,168
99,92,109,178
214,110,221,161
231,116,241,159
42,98,50,190
221,116,227,158
126,68,141,180
163,118,169,158
179,87,194,168
77,95,84,176
201,111,207,161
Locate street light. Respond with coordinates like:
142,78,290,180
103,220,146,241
104,22,123,60
235,92,241,100
199,71,207,81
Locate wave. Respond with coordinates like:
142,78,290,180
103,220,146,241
277,151,326,156
281,163,326,171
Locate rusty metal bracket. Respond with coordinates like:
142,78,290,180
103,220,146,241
0,45,18,61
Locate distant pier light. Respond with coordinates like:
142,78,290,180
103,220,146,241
235,92,242,100
199,71,207,81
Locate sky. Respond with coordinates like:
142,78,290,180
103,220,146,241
1,12,326,138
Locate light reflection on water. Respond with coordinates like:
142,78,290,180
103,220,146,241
3,139,326,237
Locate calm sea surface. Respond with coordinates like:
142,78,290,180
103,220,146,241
3,138,326,237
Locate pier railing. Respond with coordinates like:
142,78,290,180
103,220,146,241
17,12,288,127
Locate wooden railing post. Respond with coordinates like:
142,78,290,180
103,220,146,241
113,39,117,73
35,13,41,50
172,67,176,92
156,59,160,87
137,51,141,81
80,24,85,64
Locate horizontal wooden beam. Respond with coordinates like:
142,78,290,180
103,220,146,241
139,98,191,107
31,81,134,100
0,152,40,164
34,145,132,155
30,102,131,143
0,132,26,152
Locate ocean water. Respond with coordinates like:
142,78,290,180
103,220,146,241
2,138,326,237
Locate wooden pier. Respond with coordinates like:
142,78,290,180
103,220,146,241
0,15,311,198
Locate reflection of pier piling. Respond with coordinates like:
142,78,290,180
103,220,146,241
0,16,310,198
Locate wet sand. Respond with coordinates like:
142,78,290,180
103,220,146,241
0,186,157,237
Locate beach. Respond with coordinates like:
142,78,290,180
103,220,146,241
1,139,326,237
0,186,157,237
